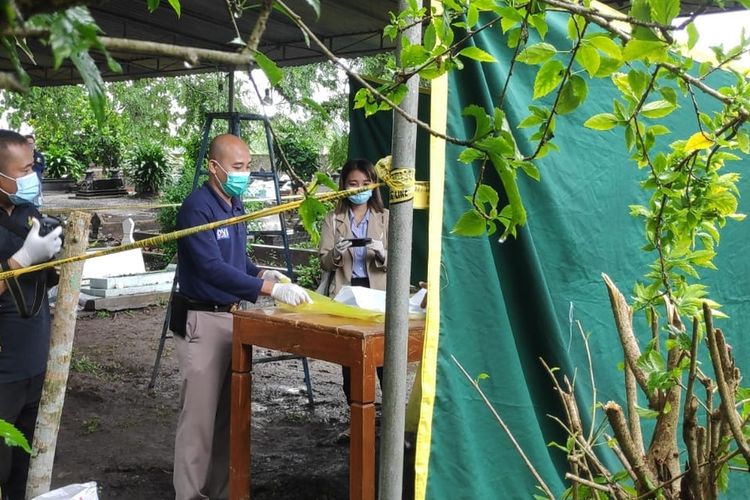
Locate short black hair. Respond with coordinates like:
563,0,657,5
24,133,35,141
0,130,31,173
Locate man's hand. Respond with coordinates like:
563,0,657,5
271,283,312,306
367,239,386,260
11,218,62,267
333,238,352,260
261,270,289,283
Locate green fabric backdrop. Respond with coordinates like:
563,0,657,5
349,12,750,497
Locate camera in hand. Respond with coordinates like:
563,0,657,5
345,237,371,247
39,215,64,245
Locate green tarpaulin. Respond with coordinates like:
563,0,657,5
349,11,750,499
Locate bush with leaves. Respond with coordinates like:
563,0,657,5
125,141,172,195
273,132,320,190
294,255,322,290
44,144,86,181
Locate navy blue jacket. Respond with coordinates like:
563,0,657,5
0,204,51,382
176,183,263,304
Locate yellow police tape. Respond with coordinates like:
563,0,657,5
0,185,371,282
375,156,419,204
0,167,430,282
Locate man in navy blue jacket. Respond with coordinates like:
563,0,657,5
173,134,310,500
0,130,62,500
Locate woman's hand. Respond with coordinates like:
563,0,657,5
367,239,385,261
333,238,352,260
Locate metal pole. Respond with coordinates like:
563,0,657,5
228,70,235,116
378,1,420,497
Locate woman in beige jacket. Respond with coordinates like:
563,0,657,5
319,158,388,404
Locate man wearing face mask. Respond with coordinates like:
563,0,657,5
172,134,311,500
0,130,62,500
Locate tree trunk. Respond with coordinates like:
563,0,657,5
26,211,91,498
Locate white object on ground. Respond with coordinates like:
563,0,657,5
82,248,145,279
31,481,98,500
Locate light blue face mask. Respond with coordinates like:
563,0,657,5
348,190,372,205
213,161,251,198
0,171,40,206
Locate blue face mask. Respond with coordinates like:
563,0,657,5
0,171,40,206
213,161,251,198
348,190,372,205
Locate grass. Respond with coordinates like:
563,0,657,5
70,354,104,377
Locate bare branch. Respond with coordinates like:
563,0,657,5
243,0,273,55
452,355,555,499
704,303,750,467
602,273,655,406
604,401,657,493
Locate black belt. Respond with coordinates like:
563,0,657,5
182,295,238,313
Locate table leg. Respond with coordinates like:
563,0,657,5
349,358,377,500
230,342,253,500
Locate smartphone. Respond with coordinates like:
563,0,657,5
346,237,372,247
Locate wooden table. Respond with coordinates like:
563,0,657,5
229,308,425,500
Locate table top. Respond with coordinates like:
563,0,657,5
233,308,425,340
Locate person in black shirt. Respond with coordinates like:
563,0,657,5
0,130,62,500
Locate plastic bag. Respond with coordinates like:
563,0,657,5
31,482,98,500
279,288,385,322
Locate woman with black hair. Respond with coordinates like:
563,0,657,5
319,158,388,404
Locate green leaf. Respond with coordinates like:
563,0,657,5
466,4,478,27
517,42,557,65
516,161,540,181
623,39,668,62
556,75,587,115
167,0,181,16
71,51,106,125
686,22,699,50
567,15,586,40
584,113,619,131
299,196,328,245
147,0,160,12
649,0,679,24
635,404,659,419
458,46,496,63
575,45,600,76
474,184,499,207
518,113,545,129
458,148,485,164
313,172,338,191
463,105,492,140
587,35,622,59
532,59,564,99
0,419,31,454
401,43,431,67
640,100,675,119
452,209,487,236
254,51,282,85
303,0,321,18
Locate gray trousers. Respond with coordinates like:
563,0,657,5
173,310,233,500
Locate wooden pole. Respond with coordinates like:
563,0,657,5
26,211,91,498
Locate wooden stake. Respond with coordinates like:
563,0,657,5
26,211,91,498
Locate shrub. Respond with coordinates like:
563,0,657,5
294,255,322,290
45,144,86,181
125,141,172,195
273,133,320,190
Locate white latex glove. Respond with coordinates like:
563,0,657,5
367,239,386,260
333,238,352,260
11,218,63,267
271,283,312,306
261,269,290,283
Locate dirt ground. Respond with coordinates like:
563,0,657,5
41,192,394,499
52,302,360,499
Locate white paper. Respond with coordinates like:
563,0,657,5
32,482,98,500
334,286,386,312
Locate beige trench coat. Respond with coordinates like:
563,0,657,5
318,208,388,297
